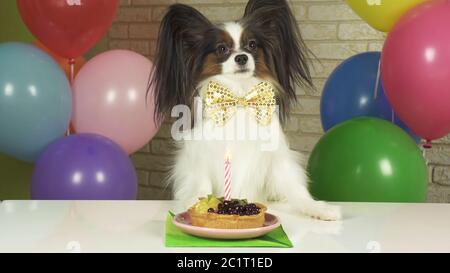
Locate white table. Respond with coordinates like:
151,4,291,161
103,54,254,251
1,200,449,253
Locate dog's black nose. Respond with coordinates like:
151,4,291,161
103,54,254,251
235,54,248,66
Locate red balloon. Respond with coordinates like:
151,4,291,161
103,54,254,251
17,0,118,59
381,0,450,141
34,41,86,80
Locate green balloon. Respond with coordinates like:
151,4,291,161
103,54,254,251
307,117,427,202
0,0,35,43
0,153,33,200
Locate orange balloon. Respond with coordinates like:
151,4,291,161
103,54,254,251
33,41,86,80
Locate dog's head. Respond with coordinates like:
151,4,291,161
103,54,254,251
150,0,312,122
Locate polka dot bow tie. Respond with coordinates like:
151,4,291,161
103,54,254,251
205,81,277,126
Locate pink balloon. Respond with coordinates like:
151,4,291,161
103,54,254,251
381,0,450,141
72,50,159,154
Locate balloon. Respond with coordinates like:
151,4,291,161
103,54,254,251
308,117,427,202
0,42,71,162
321,52,420,143
0,0,35,42
399,123,422,144
375,88,421,144
346,0,426,32
0,154,33,200
72,50,160,154
17,0,119,59
34,41,86,80
85,35,109,59
381,0,450,141
31,134,137,200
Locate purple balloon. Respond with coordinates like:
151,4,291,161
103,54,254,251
31,134,137,200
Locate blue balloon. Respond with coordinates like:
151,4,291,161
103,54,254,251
320,52,420,143
0,42,71,162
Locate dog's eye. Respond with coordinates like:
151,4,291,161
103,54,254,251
217,44,229,55
248,40,257,50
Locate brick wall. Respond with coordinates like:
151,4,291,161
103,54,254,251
108,0,450,202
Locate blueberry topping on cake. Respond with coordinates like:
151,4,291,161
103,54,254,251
188,195,267,229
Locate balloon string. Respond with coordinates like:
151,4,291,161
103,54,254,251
69,58,75,84
373,59,381,99
66,58,76,137
421,144,430,170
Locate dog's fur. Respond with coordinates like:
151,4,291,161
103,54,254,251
150,0,341,220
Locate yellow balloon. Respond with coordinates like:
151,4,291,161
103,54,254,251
346,0,427,32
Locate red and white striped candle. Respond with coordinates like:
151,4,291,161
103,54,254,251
224,154,231,201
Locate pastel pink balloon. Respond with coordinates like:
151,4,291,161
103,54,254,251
72,50,159,154
381,0,450,141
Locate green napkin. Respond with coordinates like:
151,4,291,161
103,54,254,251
165,211,293,248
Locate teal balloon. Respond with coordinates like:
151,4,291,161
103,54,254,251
307,117,427,202
0,42,71,162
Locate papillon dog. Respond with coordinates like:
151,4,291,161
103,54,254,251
150,0,341,220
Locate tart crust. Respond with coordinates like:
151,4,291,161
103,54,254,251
188,203,267,229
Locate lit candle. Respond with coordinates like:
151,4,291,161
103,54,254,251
224,153,231,201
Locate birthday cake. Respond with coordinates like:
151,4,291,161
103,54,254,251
188,195,266,229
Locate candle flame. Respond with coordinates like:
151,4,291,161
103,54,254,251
225,151,231,161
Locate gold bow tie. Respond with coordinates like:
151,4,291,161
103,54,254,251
205,81,277,126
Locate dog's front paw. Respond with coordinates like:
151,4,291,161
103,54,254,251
306,201,342,221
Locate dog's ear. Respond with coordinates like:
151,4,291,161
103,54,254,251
243,0,312,122
149,4,213,122
244,0,285,16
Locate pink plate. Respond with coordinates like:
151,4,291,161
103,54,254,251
172,212,280,240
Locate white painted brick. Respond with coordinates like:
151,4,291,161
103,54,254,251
301,23,337,40
308,4,359,21
307,42,368,60
288,134,321,153
428,183,450,203
309,59,341,78
299,117,323,134
368,41,385,52
434,166,450,186
310,78,326,96
194,5,245,22
137,186,172,200
338,22,385,40
426,146,450,166
293,97,321,115
137,170,150,187
285,116,301,132
292,5,307,21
